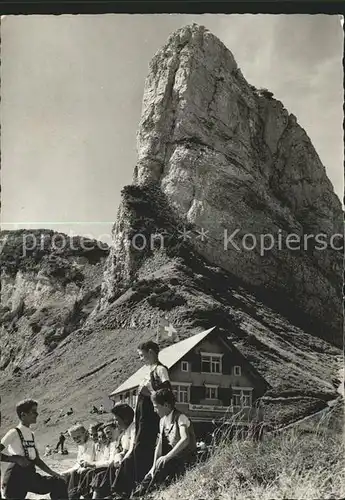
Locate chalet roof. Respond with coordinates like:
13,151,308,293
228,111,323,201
110,326,216,397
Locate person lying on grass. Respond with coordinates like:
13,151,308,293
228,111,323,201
132,388,197,497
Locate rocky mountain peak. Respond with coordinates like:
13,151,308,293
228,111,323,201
135,23,240,184
104,24,343,343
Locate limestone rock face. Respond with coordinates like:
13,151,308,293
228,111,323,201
129,23,342,338
0,230,109,373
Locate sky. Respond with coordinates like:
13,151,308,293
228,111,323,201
1,14,343,245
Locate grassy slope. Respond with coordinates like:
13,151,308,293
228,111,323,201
0,326,164,446
151,422,345,500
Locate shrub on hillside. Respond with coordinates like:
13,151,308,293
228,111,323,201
131,279,170,302
257,87,274,99
148,288,186,311
43,327,66,349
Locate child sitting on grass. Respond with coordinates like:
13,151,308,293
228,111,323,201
133,388,197,497
62,424,96,500
94,427,107,463
77,422,121,499
88,423,103,445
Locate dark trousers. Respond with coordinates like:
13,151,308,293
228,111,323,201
110,452,139,497
134,453,196,496
64,468,94,500
2,463,67,500
111,445,158,497
91,464,119,499
111,395,159,497
56,441,65,452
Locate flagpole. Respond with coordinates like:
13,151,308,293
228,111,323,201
156,311,160,343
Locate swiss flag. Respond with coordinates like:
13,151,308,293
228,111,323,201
157,316,180,342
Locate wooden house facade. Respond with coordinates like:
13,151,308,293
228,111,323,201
110,327,269,437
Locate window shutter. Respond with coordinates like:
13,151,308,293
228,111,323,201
188,351,201,372
190,385,205,404
218,387,232,406
222,350,232,375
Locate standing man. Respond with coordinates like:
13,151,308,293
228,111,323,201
55,433,66,453
0,399,68,500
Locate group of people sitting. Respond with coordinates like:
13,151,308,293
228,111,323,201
0,340,197,500
90,404,106,415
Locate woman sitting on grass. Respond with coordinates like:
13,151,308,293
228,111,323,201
91,404,135,499
87,423,103,446
77,422,121,499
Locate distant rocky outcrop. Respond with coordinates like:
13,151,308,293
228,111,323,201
0,230,109,373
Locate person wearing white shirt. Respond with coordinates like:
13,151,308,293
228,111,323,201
76,422,120,499
0,399,67,500
62,424,96,500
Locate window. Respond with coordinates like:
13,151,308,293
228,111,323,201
131,390,137,408
201,353,222,374
232,388,252,408
205,385,218,400
181,361,189,372
233,390,241,407
242,390,252,407
234,366,241,376
172,384,190,403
